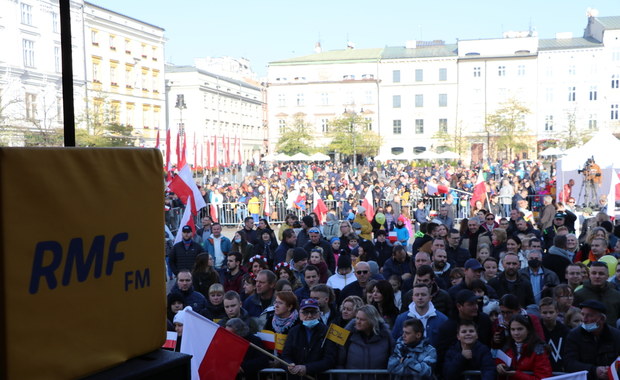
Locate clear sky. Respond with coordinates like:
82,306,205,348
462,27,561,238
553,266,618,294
92,0,620,77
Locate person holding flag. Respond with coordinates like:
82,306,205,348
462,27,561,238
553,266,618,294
280,298,337,379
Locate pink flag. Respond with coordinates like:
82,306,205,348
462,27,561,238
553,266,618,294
361,187,375,222
174,196,194,244
313,188,328,224
180,308,249,380
168,165,207,215
471,170,486,208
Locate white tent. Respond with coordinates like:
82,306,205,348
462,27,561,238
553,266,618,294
261,153,277,161
539,147,565,157
414,151,440,160
290,152,311,161
556,131,620,207
309,152,330,161
374,153,395,161
437,151,460,160
274,153,291,162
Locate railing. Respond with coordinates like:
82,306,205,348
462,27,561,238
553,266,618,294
257,368,567,379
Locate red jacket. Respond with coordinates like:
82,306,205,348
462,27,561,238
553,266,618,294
495,343,552,380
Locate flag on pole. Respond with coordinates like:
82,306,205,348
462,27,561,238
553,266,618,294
608,356,620,380
226,136,231,167
610,169,620,204
168,165,207,215
175,132,180,168
174,196,194,244
155,129,160,149
213,135,218,168
471,170,486,208
206,138,211,170
180,308,249,380
162,331,177,350
426,182,449,195
237,136,242,165
165,129,171,174
313,188,328,224
325,323,350,346
193,132,197,170
263,187,271,217
542,370,588,380
179,134,187,169
361,187,375,222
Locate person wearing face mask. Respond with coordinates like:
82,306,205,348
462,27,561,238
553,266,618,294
280,298,337,379
564,300,620,380
518,249,559,305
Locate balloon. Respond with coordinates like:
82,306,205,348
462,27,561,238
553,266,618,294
375,212,386,224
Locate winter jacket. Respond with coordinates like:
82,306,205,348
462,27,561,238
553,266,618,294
541,321,570,372
443,341,496,380
543,246,573,283
280,322,337,379
488,272,535,308
391,302,447,347
203,235,232,268
168,239,205,275
495,342,552,380
327,271,357,291
387,337,436,380
573,280,620,326
323,213,340,241
168,284,207,315
394,224,410,244
217,307,259,334
219,267,246,294
564,324,620,380
374,240,394,267
338,320,395,379
354,214,374,241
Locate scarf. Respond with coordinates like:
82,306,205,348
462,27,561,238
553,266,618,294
272,309,299,333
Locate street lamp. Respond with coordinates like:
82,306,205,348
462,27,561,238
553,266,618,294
175,94,186,136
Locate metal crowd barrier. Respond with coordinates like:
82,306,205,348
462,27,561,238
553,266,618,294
257,368,567,379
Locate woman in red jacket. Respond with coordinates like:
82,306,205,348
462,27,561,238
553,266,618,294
496,314,552,380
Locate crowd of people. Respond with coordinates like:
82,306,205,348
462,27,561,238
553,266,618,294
165,159,620,379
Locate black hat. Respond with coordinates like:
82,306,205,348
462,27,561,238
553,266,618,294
302,215,314,228
579,300,607,314
337,254,352,269
456,289,479,305
292,247,308,263
182,225,192,233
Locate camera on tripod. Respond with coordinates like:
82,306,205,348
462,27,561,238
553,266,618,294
578,157,601,178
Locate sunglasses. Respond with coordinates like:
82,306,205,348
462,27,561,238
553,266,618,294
356,270,369,275
301,309,319,315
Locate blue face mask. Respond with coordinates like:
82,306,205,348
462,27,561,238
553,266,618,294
302,319,320,328
234,238,242,243
581,322,599,332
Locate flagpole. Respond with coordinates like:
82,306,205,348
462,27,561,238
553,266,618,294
247,342,316,380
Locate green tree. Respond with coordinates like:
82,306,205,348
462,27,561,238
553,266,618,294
77,95,134,147
327,113,382,159
562,109,594,150
433,121,468,157
275,114,315,154
485,98,531,159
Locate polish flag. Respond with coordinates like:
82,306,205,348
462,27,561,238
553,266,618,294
162,331,177,350
470,170,487,208
180,308,249,380
313,188,328,224
255,330,275,351
226,136,231,167
237,137,242,165
175,132,180,168
168,165,207,215
610,169,620,203
206,138,211,170
263,187,271,216
179,134,187,169
174,196,194,244
361,187,375,222
608,356,620,380
165,129,171,174
155,129,160,149
193,132,197,170
214,135,218,168
426,182,449,195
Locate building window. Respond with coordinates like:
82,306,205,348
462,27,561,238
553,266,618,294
320,92,329,105
568,65,576,75
589,115,597,130
56,97,63,123
415,69,423,82
392,95,401,108
473,67,481,77
125,39,131,54
437,68,447,81
612,105,619,120
438,118,448,133
54,46,61,73
612,74,619,89
52,12,59,33
110,66,118,86
568,86,576,102
415,119,424,134
365,117,372,131
498,66,506,77
365,90,373,104
92,62,100,82
518,65,525,76
415,94,423,107
544,115,553,131
438,94,447,107
393,120,401,134
393,70,400,83
22,39,35,67
109,35,116,50
278,119,286,134
296,93,304,106
91,30,98,46
545,88,553,103
21,3,33,25
25,93,37,120
321,118,329,133
278,94,286,107
590,86,598,101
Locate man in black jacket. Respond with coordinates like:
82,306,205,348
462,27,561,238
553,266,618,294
168,225,205,276
281,299,337,379
488,253,535,308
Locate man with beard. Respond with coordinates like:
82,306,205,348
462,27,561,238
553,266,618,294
431,249,452,287
460,217,486,258
518,250,559,304
488,253,535,308
446,228,471,268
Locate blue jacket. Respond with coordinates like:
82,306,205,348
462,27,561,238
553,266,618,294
387,337,436,380
443,340,495,380
391,304,447,347
203,236,232,268
394,225,410,243
169,284,207,315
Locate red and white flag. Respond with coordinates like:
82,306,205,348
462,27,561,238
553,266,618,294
206,138,211,170
213,135,218,168
174,196,194,244
608,356,620,380
168,165,207,215
361,187,375,222
263,187,271,216
162,331,177,350
155,129,160,149
179,134,187,169
165,129,172,182
542,370,587,379
426,182,449,195
470,170,487,208
313,188,328,224
180,308,249,380
237,137,242,165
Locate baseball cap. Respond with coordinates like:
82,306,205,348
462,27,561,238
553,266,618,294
580,300,607,314
464,258,484,271
299,298,320,310
182,225,192,233
456,289,479,305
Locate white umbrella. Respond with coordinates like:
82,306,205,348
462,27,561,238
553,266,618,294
261,153,277,161
414,151,440,160
438,151,460,160
374,153,395,161
539,147,564,157
392,152,415,160
290,152,311,161
274,153,291,161
309,152,330,161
